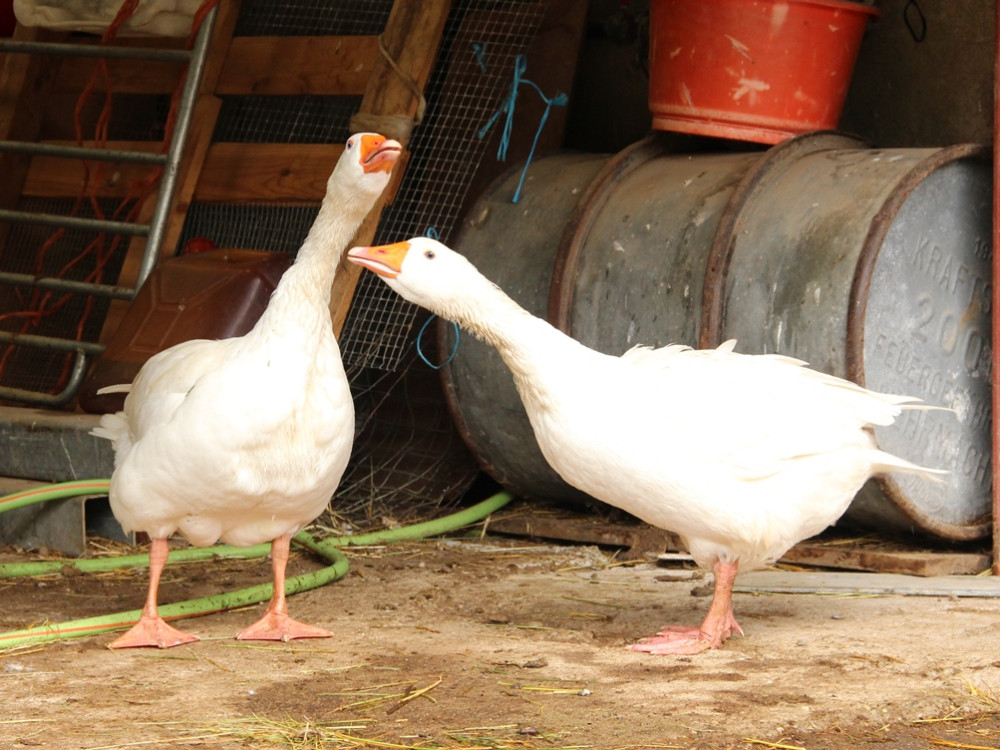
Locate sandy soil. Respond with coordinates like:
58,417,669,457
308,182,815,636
2,503,1000,750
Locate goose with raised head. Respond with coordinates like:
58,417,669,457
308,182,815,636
347,236,945,655
91,133,401,649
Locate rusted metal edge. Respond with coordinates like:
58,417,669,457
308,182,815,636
698,130,869,349
845,143,992,542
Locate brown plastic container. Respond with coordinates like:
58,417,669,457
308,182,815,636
79,248,292,414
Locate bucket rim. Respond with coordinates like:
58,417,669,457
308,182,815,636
652,0,879,18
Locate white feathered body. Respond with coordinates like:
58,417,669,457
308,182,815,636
96,268,353,548
372,245,940,575
93,137,396,550
505,325,922,572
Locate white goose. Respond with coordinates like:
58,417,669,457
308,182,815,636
91,133,401,649
347,237,944,655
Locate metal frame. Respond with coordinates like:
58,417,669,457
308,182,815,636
0,6,218,407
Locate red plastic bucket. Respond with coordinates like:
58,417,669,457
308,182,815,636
648,0,878,144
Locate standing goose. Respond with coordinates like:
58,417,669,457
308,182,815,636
92,133,401,649
347,236,944,655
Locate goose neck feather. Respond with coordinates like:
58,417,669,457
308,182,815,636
251,181,371,343
440,278,595,413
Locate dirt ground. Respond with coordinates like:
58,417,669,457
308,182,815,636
3,500,1000,750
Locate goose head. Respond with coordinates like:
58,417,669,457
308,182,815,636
332,132,402,200
347,236,481,316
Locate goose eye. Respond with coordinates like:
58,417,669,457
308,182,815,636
346,138,355,149
424,250,436,259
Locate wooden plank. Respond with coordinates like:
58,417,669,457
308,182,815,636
48,0,236,96
488,515,681,561
196,0,242,94
735,570,1000,597
488,509,991,576
779,543,991,577
22,141,163,198
51,35,377,96
23,142,346,202
216,36,377,96
52,58,184,95
193,142,346,202
330,0,453,336
157,96,223,261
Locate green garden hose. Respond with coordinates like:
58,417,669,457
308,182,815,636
0,480,513,649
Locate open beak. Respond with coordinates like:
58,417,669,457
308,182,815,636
347,241,411,278
359,134,402,174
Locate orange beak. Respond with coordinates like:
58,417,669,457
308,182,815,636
358,134,402,174
347,241,411,278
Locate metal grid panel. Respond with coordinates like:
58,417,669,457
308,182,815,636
336,337,480,524
0,198,126,395
233,0,393,37
214,95,362,144
340,0,550,370
182,0,551,373
177,203,322,256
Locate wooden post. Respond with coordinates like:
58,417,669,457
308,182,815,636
329,0,452,337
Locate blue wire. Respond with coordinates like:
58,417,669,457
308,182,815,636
477,54,567,204
415,226,460,370
471,43,488,73
416,313,460,370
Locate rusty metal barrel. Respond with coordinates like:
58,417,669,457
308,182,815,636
700,133,992,539
443,132,993,540
442,152,610,502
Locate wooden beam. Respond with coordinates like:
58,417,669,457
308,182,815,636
330,0,453,336
21,141,165,199
51,57,185,96
488,514,681,561
23,140,346,204
488,509,992,576
216,36,377,96
194,142,345,202
780,543,990,577
51,35,378,97
196,0,242,94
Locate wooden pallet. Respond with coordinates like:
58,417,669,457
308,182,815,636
2,0,452,345
487,509,992,577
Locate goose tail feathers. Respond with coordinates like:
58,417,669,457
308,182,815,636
871,450,948,483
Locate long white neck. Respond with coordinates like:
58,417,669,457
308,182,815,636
438,273,595,409
252,179,371,344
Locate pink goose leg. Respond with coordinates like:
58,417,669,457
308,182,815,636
630,559,744,655
109,537,199,649
237,534,332,642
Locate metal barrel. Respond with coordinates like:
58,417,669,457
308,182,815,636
445,133,993,539
441,153,610,502
700,133,992,539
